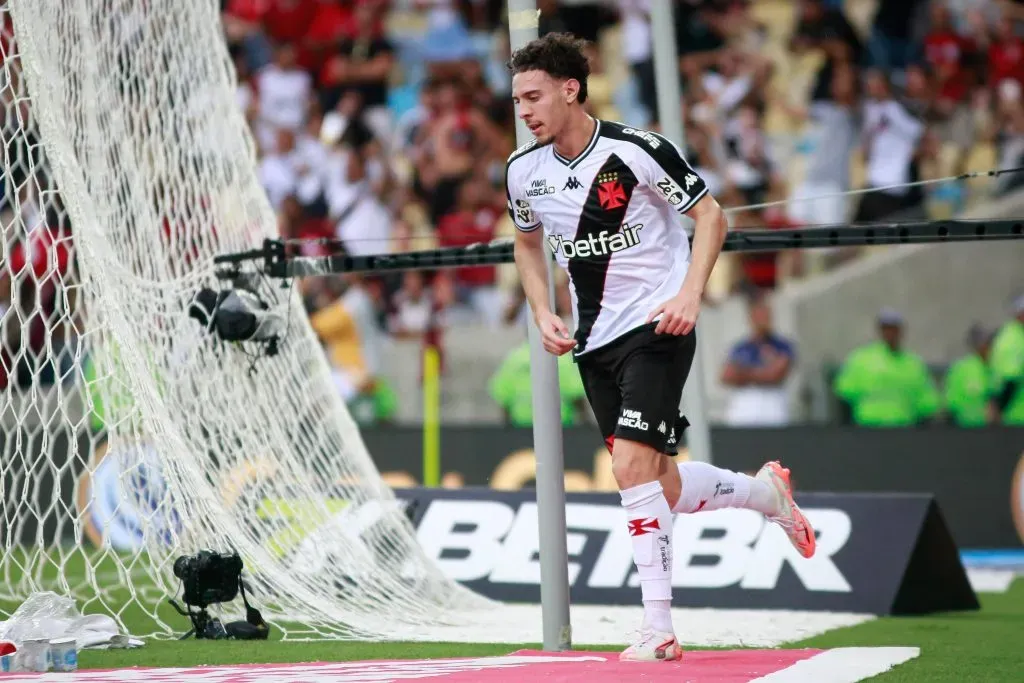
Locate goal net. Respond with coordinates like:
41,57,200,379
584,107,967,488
0,0,491,639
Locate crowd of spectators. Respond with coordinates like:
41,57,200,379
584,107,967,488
661,0,1024,293
223,0,616,421
2,0,1022,429
222,0,1024,421
232,0,1024,316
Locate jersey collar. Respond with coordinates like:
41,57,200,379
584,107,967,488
552,118,601,169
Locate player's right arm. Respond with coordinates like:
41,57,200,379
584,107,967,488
513,229,576,356
508,153,576,355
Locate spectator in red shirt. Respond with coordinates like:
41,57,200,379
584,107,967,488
989,15,1024,89
434,175,504,326
263,0,319,63
301,0,356,77
224,0,271,27
435,175,499,286
924,3,976,107
736,207,801,291
3,220,74,388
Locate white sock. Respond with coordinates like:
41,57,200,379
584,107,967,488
642,599,673,634
672,461,778,516
620,480,674,634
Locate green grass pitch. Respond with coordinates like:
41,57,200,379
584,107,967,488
4,551,1023,680
76,580,1024,681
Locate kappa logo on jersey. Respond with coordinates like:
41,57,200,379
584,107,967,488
526,178,556,197
547,223,643,259
684,173,699,190
622,127,662,148
597,171,628,210
618,408,649,431
628,517,660,536
655,177,685,206
563,176,583,190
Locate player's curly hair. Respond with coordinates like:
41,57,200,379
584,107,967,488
507,33,590,104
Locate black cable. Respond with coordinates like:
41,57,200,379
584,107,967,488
234,218,1024,279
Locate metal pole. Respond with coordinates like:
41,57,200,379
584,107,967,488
507,4,572,651
650,0,714,464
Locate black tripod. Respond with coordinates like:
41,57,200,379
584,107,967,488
168,599,228,640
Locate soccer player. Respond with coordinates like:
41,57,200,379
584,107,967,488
506,34,816,662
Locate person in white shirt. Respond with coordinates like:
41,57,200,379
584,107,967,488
618,0,654,122
507,33,816,663
255,44,312,153
854,69,925,222
292,113,329,208
258,128,299,212
785,61,859,227
389,271,437,338
322,111,392,257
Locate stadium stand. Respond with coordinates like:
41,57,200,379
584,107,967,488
4,0,1023,426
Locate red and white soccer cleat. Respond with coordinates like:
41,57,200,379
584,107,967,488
619,629,683,662
756,460,817,559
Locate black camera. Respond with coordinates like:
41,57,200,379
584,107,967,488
188,274,286,358
173,550,243,609
169,550,269,641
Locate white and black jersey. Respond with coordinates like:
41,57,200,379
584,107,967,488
506,119,709,356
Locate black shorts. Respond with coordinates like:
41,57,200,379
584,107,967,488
576,323,695,455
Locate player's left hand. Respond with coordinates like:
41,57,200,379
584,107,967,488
647,289,701,336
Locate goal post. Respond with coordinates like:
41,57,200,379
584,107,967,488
0,0,491,640
505,0,573,652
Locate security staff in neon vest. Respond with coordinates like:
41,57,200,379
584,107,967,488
488,339,589,427
943,324,997,428
991,294,1024,425
833,308,940,427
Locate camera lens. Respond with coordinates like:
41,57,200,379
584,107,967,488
173,555,190,579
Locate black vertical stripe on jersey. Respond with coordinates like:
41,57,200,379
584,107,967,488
571,153,639,354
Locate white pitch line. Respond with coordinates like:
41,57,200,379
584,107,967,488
751,647,920,682
966,568,1017,594
285,604,876,647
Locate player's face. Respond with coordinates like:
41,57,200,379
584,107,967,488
512,70,572,144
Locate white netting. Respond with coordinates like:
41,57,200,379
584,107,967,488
0,0,491,639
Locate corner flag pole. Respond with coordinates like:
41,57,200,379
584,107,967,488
506,4,573,651
650,0,714,464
